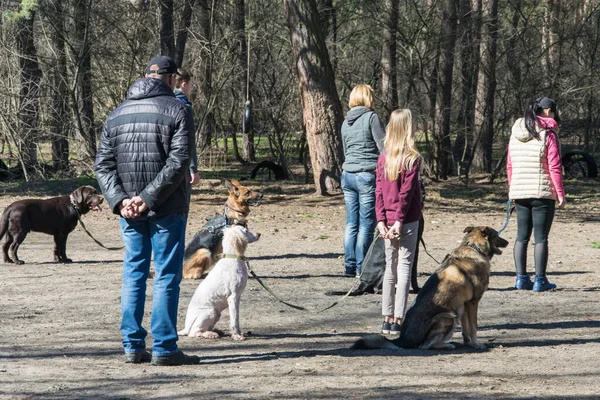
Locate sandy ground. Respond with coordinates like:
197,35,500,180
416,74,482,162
0,177,599,399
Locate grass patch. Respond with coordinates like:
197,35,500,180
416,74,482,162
592,242,600,249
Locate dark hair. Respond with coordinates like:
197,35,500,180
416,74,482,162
524,97,560,140
175,68,193,89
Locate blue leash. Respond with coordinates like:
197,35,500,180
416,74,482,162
497,199,514,236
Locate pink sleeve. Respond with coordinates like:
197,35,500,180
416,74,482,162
375,155,386,223
506,146,512,187
546,132,565,200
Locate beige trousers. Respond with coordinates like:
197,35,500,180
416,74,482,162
381,220,419,319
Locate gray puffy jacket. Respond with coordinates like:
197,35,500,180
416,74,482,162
95,77,194,216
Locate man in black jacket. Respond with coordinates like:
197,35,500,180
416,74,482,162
95,56,199,366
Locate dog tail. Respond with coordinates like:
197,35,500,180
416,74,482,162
0,207,9,241
350,334,401,350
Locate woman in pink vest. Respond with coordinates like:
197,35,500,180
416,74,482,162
507,97,566,292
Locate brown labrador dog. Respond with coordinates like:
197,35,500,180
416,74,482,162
352,226,509,351
0,186,104,264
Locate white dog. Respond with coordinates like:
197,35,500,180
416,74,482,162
178,225,260,340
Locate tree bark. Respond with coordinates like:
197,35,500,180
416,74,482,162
381,0,399,120
472,0,499,173
71,0,96,161
453,0,481,179
16,10,41,171
196,0,213,150
174,0,196,66
284,0,344,195
159,0,175,58
433,0,458,179
233,0,255,161
47,0,70,171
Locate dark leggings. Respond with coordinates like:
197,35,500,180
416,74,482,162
513,198,555,276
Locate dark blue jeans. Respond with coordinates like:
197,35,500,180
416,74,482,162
514,198,555,276
341,170,377,275
119,213,187,356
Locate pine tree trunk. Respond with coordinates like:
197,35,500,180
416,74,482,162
234,0,255,162
381,0,399,120
47,0,70,172
16,11,41,171
71,0,96,161
472,0,499,173
433,0,458,179
159,0,175,58
174,0,197,66
453,0,481,179
284,0,344,195
196,0,213,150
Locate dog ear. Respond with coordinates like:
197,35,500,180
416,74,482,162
463,226,475,233
224,179,236,194
230,179,241,187
73,186,85,204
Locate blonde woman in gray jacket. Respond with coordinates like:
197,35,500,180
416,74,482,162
341,85,385,277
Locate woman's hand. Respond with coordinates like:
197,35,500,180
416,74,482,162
377,221,388,238
557,197,566,209
385,221,402,239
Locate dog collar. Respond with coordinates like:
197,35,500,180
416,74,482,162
69,195,80,216
220,254,248,261
223,203,248,228
466,242,487,258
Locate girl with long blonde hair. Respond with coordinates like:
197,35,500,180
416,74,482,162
375,109,423,335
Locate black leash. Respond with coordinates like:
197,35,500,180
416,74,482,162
77,217,124,251
245,260,361,312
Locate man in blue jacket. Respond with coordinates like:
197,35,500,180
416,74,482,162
95,56,199,366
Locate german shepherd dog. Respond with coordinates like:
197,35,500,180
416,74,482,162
352,226,508,351
183,179,263,279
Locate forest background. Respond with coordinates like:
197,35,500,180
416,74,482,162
0,0,599,193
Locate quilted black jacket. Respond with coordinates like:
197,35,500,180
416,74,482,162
95,77,195,217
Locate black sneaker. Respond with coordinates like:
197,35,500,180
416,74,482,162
124,350,152,364
151,350,200,366
381,321,391,334
389,323,401,336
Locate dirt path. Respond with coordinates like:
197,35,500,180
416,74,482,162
1,178,599,399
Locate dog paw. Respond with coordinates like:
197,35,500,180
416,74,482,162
63,258,73,263
467,342,486,350
15,260,24,265
201,331,220,339
231,333,245,341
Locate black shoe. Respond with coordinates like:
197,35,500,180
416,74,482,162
124,350,151,364
344,271,356,278
381,321,391,334
151,350,200,366
389,323,401,336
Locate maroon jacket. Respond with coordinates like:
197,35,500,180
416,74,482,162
375,152,422,225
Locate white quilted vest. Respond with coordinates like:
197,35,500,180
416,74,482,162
508,118,556,200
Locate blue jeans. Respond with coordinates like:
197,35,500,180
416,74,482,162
119,213,187,356
342,170,377,274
